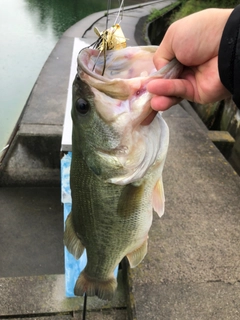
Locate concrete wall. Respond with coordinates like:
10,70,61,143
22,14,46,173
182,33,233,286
192,100,240,175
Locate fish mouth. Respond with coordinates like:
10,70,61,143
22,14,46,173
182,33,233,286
78,46,157,81
77,47,183,102
77,46,160,125
77,46,158,101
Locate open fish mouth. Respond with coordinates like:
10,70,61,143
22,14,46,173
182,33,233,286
77,46,157,101
77,46,182,92
77,46,182,125
78,46,157,79
77,48,149,127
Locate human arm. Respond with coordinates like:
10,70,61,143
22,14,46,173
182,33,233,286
147,8,238,111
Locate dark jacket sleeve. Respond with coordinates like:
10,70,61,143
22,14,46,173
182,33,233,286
218,5,240,109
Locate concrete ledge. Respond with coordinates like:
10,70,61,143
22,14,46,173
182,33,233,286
0,124,62,186
21,36,75,126
208,130,235,158
0,273,126,317
0,36,74,186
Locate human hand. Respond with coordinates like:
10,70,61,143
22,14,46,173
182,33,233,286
147,9,233,111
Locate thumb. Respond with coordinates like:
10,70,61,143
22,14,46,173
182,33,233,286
153,27,176,70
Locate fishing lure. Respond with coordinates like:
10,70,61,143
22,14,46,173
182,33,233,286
91,0,127,75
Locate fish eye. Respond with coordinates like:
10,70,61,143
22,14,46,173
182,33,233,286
75,98,89,115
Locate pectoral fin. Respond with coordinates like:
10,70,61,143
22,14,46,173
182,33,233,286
152,178,165,217
64,212,85,259
126,239,148,268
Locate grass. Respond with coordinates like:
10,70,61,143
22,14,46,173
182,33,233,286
144,0,239,44
146,1,181,23
169,0,239,23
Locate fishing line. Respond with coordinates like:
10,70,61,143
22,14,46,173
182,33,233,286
0,144,9,154
106,0,111,29
82,292,87,320
106,0,124,28
91,0,126,75
114,0,125,25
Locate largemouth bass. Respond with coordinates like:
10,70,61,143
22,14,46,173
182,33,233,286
64,46,183,300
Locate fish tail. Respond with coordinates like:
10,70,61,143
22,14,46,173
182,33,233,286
64,212,85,259
74,269,117,300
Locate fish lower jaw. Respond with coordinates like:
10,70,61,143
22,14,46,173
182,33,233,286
74,270,117,300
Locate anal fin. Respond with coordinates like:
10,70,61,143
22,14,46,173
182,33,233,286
64,212,85,259
126,239,148,268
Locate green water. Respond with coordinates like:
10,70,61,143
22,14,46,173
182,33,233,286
0,0,155,154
